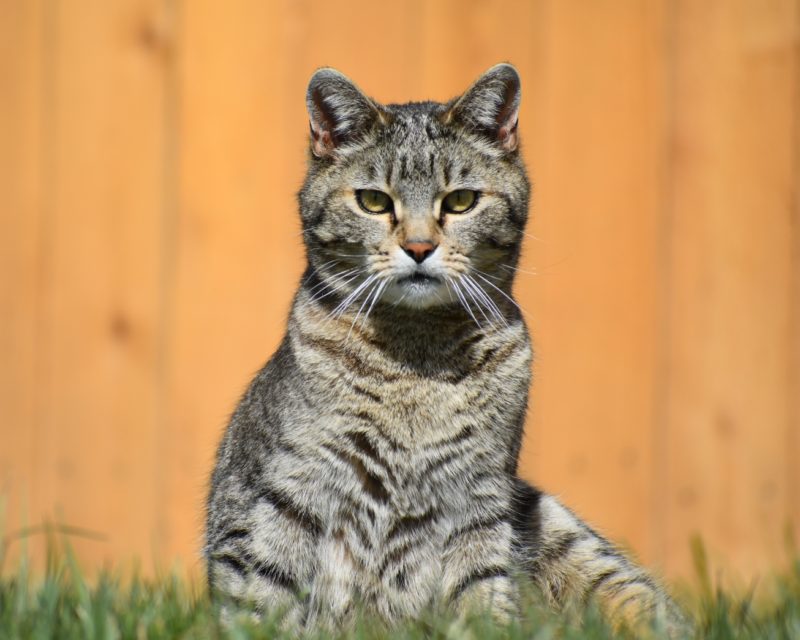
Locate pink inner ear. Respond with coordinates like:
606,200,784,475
497,110,519,152
310,119,335,157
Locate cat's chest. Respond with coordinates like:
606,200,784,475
291,325,529,440
290,438,500,621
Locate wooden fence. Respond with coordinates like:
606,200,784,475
1,0,798,583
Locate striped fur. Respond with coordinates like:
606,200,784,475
205,64,684,633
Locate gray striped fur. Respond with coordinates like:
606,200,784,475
205,64,684,633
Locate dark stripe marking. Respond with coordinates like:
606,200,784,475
323,443,390,504
345,430,388,470
444,516,505,548
510,480,542,555
439,424,474,449
336,499,373,550
257,485,323,536
215,528,250,547
386,507,437,541
351,383,382,403
393,569,408,590
604,575,657,598
399,154,409,180
538,532,581,565
612,589,659,616
212,553,247,575
378,539,414,577
419,449,460,477
585,569,621,599
253,561,297,591
448,566,509,603
298,331,400,382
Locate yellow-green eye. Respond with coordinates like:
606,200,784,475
442,189,478,214
356,189,393,214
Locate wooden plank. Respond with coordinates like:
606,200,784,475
169,0,669,574
416,0,540,102
664,0,799,579
415,0,667,566
164,0,433,573
32,0,171,572
165,0,294,572
512,0,668,569
793,36,800,555
0,0,790,580
0,0,45,568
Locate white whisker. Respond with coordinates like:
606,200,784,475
463,274,508,327
469,266,505,283
500,263,541,277
347,277,382,340
472,272,522,312
447,277,481,328
331,274,378,319
360,279,388,329
307,268,364,304
460,276,493,326
306,266,359,295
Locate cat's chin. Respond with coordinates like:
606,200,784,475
381,278,452,310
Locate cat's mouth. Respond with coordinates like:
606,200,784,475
397,273,441,285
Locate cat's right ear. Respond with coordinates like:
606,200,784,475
306,68,386,158
444,63,522,153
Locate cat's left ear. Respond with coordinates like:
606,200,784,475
444,63,521,153
306,68,387,158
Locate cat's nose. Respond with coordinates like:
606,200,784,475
403,240,437,264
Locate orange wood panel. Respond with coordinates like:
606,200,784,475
514,0,669,570
0,0,797,581
412,0,667,566
165,0,299,573
0,0,45,566
794,78,800,555
165,0,436,573
663,0,799,580
30,0,172,572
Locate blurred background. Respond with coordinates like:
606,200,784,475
1,0,798,586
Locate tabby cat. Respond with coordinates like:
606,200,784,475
205,63,682,632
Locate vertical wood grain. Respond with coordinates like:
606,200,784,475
663,0,799,578
165,0,430,572
0,0,797,582
516,0,669,568
0,0,45,563
31,0,172,570
165,0,296,571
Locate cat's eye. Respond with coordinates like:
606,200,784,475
442,189,478,214
356,189,393,214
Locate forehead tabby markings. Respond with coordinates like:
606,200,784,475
399,155,410,181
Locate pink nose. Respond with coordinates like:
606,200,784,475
403,241,436,264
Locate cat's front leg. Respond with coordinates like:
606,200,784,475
206,478,323,629
440,510,519,622
206,531,307,629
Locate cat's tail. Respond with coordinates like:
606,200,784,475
511,479,690,636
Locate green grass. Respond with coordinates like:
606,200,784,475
1,535,799,639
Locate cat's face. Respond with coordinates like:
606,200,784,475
299,64,529,316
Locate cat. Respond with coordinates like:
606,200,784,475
205,63,683,633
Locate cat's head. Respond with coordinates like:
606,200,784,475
299,64,529,318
